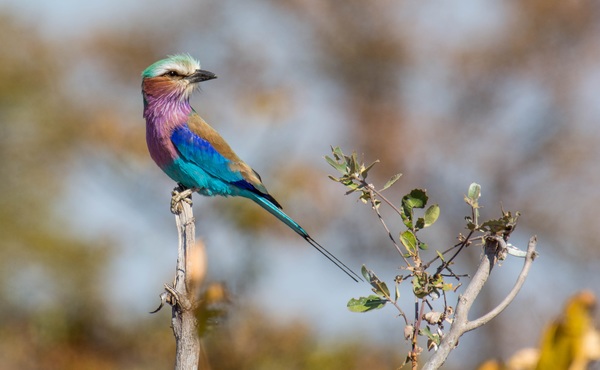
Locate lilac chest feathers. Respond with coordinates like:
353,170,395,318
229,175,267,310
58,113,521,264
144,96,192,168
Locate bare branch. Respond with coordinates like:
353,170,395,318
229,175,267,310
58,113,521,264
171,191,201,370
465,236,538,331
151,186,202,369
422,235,538,370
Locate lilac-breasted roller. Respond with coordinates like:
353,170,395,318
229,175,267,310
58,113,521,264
142,54,360,282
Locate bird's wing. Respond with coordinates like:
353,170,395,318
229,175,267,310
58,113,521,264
170,113,282,208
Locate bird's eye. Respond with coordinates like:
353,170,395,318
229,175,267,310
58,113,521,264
166,71,179,77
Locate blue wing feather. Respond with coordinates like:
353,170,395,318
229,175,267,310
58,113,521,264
171,124,243,183
170,124,280,207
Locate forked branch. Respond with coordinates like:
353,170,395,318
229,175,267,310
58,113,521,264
422,236,538,370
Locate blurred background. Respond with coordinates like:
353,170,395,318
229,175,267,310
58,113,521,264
2,0,600,369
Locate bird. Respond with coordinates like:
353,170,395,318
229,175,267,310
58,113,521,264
142,54,361,282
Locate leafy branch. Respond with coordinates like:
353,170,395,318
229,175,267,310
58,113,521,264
325,146,538,369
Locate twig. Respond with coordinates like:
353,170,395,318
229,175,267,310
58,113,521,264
424,230,474,271
421,235,538,370
369,194,411,264
369,184,404,218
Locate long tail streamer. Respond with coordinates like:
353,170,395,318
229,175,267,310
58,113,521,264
248,192,363,282
304,235,363,282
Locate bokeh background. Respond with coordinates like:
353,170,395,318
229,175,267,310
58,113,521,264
2,0,600,369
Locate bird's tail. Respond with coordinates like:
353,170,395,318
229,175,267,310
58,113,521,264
247,193,363,282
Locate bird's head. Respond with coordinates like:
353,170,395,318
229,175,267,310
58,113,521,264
141,54,217,101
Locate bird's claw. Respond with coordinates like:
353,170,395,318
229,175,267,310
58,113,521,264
170,185,198,214
150,284,184,313
150,291,170,313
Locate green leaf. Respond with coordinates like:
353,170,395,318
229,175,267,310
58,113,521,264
325,155,347,173
400,207,413,229
412,275,422,290
361,265,370,281
400,230,417,254
467,183,481,201
362,265,391,298
361,160,380,179
466,221,477,231
347,152,359,173
347,295,387,312
424,204,440,227
346,182,359,191
480,215,518,233
415,217,425,230
331,146,344,160
419,241,428,250
412,275,426,298
401,189,428,228
382,173,402,191
420,325,433,338
435,250,446,262
420,326,441,348
374,281,391,298
404,189,428,209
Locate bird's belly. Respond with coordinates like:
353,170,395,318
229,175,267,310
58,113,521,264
163,158,234,197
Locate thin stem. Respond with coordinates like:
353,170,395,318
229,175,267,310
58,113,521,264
370,183,404,217
353,175,404,217
410,299,427,370
424,230,475,271
370,195,411,264
390,299,409,325
374,275,409,324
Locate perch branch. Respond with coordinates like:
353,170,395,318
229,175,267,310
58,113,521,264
152,186,202,370
172,188,201,370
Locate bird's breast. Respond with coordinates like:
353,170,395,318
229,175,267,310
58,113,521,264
146,121,180,168
143,97,193,168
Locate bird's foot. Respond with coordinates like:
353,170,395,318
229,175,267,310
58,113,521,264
170,184,199,214
150,284,192,313
149,290,170,313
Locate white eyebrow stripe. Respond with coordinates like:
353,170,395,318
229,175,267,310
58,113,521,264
155,60,200,76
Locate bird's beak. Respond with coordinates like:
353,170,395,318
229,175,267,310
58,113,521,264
187,69,217,83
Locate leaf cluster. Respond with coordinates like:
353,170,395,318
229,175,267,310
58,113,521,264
325,146,523,367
